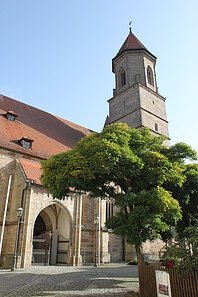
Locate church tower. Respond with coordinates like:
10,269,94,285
105,28,169,143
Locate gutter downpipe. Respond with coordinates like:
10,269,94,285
18,181,31,268
76,192,82,266
0,175,12,257
98,197,101,266
72,193,79,266
15,159,31,268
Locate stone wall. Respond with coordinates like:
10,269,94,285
81,195,95,263
81,229,94,263
139,85,169,139
113,52,146,94
143,239,165,262
21,185,76,267
108,83,140,124
108,233,124,262
108,82,169,140
0,155,27,268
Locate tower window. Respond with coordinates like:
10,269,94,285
155,123,158,131
19,137,34,149
147,66,154,86
120,70,126,87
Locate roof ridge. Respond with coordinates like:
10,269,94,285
0,94,91,131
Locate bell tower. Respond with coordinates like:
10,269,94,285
105,28,169,143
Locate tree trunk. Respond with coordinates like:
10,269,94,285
135,245,144,266
135,245,145,297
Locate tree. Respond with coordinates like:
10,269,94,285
41,123,197,265
165,163,198,238
162,221,198,271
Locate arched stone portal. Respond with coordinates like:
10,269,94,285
32,203,72,265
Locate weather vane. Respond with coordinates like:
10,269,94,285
129,21,132,32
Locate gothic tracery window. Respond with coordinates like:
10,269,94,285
147,66,154,86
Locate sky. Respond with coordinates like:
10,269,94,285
0,1,198,152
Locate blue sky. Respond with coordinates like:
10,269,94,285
0,1,198,152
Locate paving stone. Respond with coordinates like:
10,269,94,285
0,264,139,297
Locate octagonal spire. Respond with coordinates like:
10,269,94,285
115,29,156,59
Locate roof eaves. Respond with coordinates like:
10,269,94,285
114,48,157,61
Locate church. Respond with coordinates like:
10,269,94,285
0,29,169,268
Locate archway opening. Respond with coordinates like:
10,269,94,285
32,213,52,265
34,215,47,236
32,203,71,266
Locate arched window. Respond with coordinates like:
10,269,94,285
147,66,154,86
120,70,126,87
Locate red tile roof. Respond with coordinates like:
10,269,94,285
19,158,42,185
0,94,91,159
115,29,156,60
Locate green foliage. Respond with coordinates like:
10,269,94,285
160,142,197,165
162,222,198,271
164,163,198,238
41,123,197,251
106,187,181,246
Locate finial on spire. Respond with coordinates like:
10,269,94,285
129,21,132,33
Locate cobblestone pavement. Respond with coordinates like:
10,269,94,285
0,263,139,297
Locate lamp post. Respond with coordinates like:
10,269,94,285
11,207,23,271
94,216,99,267
47,231,52,266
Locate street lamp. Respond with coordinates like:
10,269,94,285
11,207,23,271
47,231,53,266
94,216,99,267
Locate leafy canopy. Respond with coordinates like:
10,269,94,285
41,123,197,247
165,163,198,238
163,221,198,271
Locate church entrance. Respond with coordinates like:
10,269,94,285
32,215,52,265
32,203,72,265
